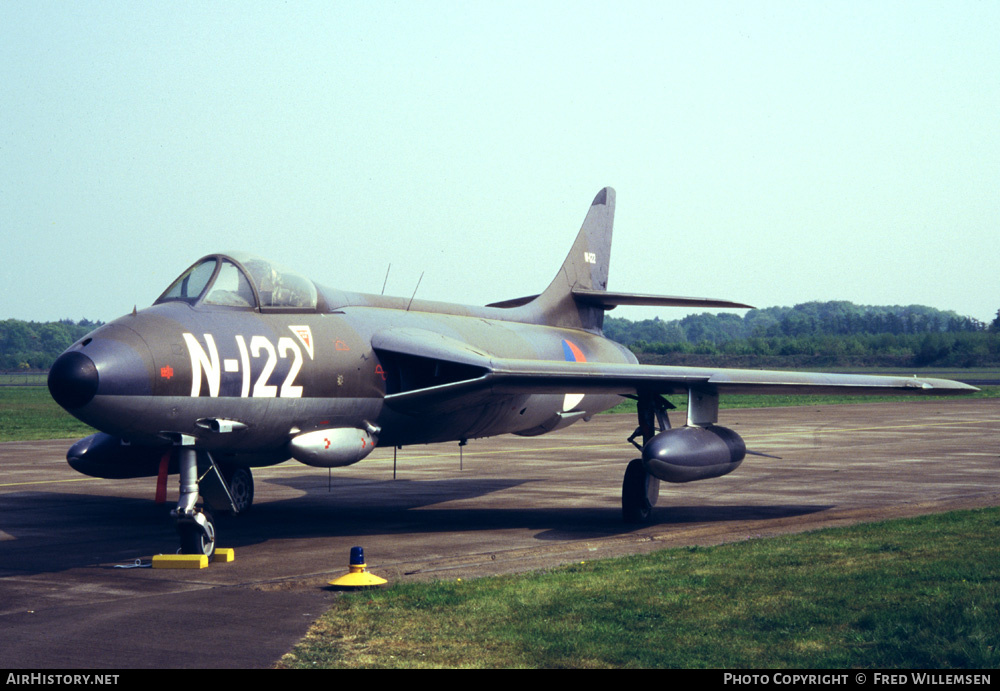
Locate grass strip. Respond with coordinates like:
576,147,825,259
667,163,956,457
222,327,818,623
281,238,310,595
279,508,1000,669
0,387,97,441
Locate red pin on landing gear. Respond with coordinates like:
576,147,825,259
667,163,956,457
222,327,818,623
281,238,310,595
328,546,387,588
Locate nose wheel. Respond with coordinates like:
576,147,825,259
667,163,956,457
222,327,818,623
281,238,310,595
177,509,216,557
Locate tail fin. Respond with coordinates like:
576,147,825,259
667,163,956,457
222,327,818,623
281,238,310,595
490,187,748,330
533,187,615,332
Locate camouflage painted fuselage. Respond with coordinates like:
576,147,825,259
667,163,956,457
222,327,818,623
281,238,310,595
53,289,632,467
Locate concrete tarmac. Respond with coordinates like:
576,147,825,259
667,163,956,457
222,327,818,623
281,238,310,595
1,399,998,668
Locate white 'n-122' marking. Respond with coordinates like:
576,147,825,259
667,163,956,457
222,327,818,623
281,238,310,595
182,333,303,398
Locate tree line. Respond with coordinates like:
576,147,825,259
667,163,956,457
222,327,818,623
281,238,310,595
604,302,1000,368
0,319,104,370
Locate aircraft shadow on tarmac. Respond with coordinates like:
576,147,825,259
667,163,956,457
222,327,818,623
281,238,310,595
262,474,832,541
0,477,831,576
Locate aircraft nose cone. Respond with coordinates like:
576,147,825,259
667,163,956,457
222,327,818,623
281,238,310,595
48,351,99,409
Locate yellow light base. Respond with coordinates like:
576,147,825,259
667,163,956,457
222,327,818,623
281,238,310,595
152,554,208,569
329,563,387,588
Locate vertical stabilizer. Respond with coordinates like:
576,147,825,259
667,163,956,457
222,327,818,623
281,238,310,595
533,187,615,331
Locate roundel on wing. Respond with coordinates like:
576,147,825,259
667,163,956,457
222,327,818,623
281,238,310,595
561,339,587,363
561,339,586,412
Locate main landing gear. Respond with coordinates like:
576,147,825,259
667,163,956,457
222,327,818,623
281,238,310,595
220,466,255,515
171,447,254,557
621,393,673,523
622,458,659,523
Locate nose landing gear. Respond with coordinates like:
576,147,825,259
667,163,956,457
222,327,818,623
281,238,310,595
171,447,216,557
170,446,252,558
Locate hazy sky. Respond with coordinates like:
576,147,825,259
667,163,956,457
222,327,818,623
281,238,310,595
3,1,998,325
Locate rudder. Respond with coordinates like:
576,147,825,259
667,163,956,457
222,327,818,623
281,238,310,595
533,187,616,331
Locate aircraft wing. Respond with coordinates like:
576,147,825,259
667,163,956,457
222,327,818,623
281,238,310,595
488,361,976,396
374,330,977,414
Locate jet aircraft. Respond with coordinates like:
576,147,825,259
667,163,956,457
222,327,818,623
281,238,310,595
48,188,976,556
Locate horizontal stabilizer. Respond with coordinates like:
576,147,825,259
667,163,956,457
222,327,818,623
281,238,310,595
571,288,753,310
487,290,753,311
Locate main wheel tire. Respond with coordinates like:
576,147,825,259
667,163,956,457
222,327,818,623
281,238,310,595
223,466,254,515
178,510,216,558
622,458,660,523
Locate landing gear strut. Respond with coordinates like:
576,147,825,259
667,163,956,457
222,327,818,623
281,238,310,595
170,447,254,557
621,392,673,523
172,447,216,557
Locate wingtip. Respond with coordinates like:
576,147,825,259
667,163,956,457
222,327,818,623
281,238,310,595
918,378,980,394
592,187,615,206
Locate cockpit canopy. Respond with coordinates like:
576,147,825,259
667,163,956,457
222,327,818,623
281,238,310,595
156,254,319,311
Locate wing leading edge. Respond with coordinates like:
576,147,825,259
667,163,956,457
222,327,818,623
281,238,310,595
382,355,978,414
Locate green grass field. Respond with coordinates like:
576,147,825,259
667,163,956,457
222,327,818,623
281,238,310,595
0,387,97,441
279,508,1000,669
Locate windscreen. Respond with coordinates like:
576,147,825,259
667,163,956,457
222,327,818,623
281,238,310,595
156,254,318,311
158,258,218,303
